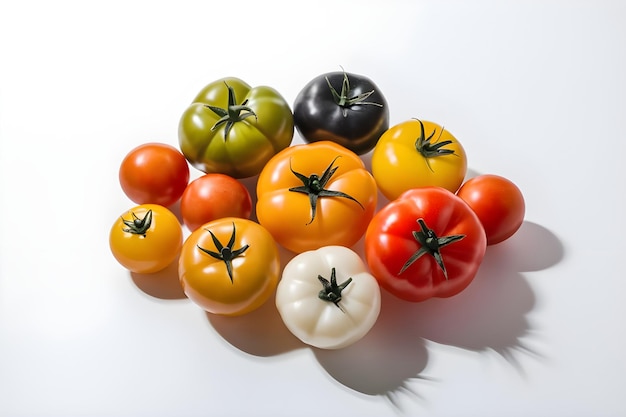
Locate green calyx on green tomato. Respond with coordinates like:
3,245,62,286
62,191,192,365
178,77,294,179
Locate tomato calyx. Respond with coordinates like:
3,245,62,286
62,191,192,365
413,119,457,172
317,267,352,312
121,209,152,238
197,222,249,283
399,218,465,280
326,69,383,117
204,82,257,140
288,156,364,225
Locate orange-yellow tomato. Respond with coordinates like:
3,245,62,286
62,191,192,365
178,217,280,316
109,204,183,274
256,141,377,254
371,119,467,201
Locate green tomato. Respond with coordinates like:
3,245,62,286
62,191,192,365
178,77,294,178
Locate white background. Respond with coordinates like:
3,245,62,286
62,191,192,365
1,1,625,416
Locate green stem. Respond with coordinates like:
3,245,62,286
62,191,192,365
204,82,257,140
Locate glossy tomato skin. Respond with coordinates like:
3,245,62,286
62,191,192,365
371,119,467,201
119,143,190,207
275,246,381,350
256,141,378,254
456,174,525,245
293,71,389,155
178,217,280,316
109,204,183,274
180,173,252,232
364,187,486,302
178,77,294,178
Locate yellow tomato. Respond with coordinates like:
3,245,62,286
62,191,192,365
256,141,378,254
371,119,467,201
178,217,280,316
109,204,183,274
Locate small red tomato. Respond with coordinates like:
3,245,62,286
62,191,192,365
456,174,525,245
180,173,252,232
119,142,190,207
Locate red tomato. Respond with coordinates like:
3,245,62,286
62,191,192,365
119,142,190,207
180,173,252,232
456,174,525,245
364,187,487,302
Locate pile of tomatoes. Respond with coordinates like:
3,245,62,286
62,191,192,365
109,70,525,350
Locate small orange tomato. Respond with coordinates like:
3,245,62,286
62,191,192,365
178,217,280,316
256,141,378,254
119,143,190,207
109,204,183,274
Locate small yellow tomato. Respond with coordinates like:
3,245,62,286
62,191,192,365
109,204,183,274
178,217,280,316
371,119,467,201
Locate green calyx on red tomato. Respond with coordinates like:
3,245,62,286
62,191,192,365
289,156,364,224
365,187,486,303
196,222,249,283
293,69,389,155
399,218,465,279
178,77,294,178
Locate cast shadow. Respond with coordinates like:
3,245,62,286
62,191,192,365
206,244,303,356
315,220,564,397
313,290,432,400
130,255,187,300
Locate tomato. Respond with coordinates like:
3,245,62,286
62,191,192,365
371,119,468,201
256,141,378,254
119,142,190,207
275,246,381,349
109,204,183,274
456,174,525,245
178,217,280,316
178,77,294,178
364,187,486,302
180,173,252,232
293,69,389,155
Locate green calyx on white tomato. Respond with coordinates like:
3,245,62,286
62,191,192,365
275,245,381,350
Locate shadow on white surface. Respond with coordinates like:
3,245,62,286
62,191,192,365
128,175,564,400
316,220,563,398
130,255,187,300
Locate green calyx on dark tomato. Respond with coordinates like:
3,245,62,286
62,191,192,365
399,218,465,279
293,69,389,155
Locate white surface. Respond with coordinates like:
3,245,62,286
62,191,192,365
1,1,625,416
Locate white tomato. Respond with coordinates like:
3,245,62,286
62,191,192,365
275,246,381,349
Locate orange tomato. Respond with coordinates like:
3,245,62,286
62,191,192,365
178,217,280,316
109,204,183,274
256,141,377,253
